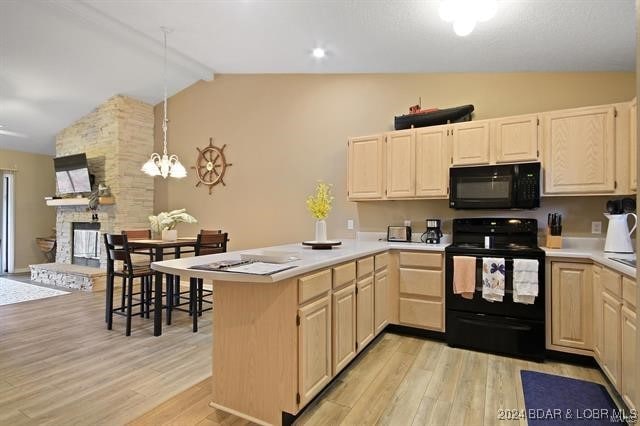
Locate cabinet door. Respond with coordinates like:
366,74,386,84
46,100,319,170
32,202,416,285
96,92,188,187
298,295,332,406
495,114,539,163
332,284,356,375
551,262,593,350
356,276,375,351
592,265,603,361
621,305,637,411
630,100,637,191
601,291,622,388
543,105,616,194
415,125,449,197
348,135,384,200
451,121,491,166
374,269,388,335
386,130,415,198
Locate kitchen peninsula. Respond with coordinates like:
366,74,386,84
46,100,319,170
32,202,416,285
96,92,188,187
151,240,446,425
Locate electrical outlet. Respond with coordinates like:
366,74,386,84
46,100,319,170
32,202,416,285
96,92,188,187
347,219,354,230
404,219,411,227
591,221,602,234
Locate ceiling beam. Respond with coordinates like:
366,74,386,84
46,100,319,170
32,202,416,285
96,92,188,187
44,0,215,82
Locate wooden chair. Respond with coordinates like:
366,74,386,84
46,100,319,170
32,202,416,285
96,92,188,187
104,233,154,336
187,232,228,332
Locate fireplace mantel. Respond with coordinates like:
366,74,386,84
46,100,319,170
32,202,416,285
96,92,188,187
45,196,115,207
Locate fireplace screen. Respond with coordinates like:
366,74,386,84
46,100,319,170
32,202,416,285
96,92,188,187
72,222,100,267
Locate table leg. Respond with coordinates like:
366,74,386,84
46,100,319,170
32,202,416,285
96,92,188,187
173,247,181,306
153,248,164,337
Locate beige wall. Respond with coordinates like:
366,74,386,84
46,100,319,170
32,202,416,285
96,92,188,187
154,72,635,250
0,149,56,270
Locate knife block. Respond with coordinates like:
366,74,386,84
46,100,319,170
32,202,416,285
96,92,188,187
545,227,563,249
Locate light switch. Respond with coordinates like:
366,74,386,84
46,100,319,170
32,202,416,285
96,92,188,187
591,221,602,234
347,219,354,230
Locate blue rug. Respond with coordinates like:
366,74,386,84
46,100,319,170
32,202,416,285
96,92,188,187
520,370,629,425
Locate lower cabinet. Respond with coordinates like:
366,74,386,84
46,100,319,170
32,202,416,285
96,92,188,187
356,275,375,351
297,294,332,406
621,305,637,411
550,262,593,351
398,251,444,331
374,269,389,335
601,290,622,388
332,284,356,375
592,265,603,361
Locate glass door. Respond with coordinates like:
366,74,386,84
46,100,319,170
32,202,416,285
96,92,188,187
1,172,15,274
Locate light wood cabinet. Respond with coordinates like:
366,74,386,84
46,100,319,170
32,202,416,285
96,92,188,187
415,125,449,197
398,251,444,331
374,269,388,335
601,290,622,388
621,305,637,411
298,294,332,406
347,135,385,200
592,265,603,361
450,120,491,166
386,130,415,198
332,284,356,375
630,100,637,191
494,114,539,163
356,275,375,351
551,262,593,350
543,105,616,194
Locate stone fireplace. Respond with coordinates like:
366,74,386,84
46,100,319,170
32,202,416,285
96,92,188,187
30,95,155,290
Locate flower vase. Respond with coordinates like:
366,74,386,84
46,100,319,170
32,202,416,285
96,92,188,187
315,219,327,242
161,229,178,242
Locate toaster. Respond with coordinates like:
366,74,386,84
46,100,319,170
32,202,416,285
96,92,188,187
387,226,412,242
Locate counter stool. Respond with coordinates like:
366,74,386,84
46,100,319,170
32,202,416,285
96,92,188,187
104,233,155,336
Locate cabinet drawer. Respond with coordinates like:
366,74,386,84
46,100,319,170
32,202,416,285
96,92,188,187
333,262,356,289
399,252,442,269
601,267,622,297
399,297,443,330
399,268,442,297
622,276,636,308
357,257,374,278
374,252,389,270
299,269,332,304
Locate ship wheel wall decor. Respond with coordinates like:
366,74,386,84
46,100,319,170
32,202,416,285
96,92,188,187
191,138,232,194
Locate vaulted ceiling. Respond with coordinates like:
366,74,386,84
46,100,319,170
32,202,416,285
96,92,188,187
0,0,635,155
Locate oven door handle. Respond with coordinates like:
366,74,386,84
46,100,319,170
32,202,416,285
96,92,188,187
458,316,533,331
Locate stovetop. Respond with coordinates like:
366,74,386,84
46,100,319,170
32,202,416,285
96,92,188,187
446,217,542,255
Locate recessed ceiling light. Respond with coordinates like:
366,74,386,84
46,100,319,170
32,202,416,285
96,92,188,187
312,47,326,59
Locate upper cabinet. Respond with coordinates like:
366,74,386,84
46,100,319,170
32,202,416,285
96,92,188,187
386,130,415,198
543,105,616,195
415,126,449,198
450,120,491,166
630,99,637,191
347,135,385,200
494,114,539,163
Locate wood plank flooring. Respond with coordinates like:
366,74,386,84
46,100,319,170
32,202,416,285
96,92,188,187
132,333,621,426
0,278,211,425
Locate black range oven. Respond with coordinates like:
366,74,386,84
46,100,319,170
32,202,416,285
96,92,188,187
445,218,546,361
449,162,540,209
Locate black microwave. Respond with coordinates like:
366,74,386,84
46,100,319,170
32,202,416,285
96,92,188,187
449,162,540,209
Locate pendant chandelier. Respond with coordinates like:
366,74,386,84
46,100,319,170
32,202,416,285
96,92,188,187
141,27,187,179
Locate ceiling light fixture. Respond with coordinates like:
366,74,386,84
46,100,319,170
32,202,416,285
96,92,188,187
439,0,497,37
141,27,187,179
312,47,326,59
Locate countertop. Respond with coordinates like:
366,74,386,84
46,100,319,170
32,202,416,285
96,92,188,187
151,239,447,283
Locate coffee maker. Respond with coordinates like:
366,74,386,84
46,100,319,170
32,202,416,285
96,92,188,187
422,219,443,244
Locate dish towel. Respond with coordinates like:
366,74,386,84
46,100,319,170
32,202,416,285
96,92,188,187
513,259,539,304
453,256,476,299
482,257,505,302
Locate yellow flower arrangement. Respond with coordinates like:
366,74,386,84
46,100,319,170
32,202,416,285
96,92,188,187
306,181,334,220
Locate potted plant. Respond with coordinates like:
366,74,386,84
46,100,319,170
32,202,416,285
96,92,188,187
306,181,334,242
149,209,198,241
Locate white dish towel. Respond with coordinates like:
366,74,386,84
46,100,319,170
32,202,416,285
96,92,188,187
482,257,505,302
513,259,539,304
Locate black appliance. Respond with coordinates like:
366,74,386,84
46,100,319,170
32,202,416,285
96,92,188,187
445,218,546,361
422,219,443,244
449,162,540,210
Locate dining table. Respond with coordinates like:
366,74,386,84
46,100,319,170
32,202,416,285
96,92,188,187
127,237,197,336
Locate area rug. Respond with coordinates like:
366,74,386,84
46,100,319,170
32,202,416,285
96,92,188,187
0,277,69,306
520,370,627,425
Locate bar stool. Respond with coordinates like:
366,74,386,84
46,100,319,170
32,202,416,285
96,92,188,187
104,233,155,336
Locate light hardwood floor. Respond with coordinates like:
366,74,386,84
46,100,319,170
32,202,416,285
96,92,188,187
0,278,211,425
132,332,620,426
